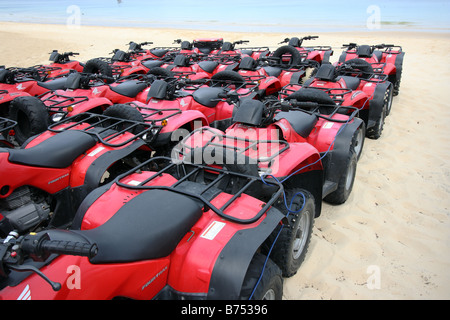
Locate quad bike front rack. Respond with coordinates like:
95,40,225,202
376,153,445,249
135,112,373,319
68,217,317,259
0,117,16,137
47,112,162,147
38,91,90,116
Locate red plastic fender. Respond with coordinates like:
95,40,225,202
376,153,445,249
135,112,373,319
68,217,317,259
160,109,208,135
258,76,282,95
66,97,113,116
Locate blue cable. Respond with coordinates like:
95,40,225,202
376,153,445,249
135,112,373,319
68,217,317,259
249,84,379,299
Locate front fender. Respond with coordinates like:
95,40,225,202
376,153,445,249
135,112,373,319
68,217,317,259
67,98,113,116
154,110,208,147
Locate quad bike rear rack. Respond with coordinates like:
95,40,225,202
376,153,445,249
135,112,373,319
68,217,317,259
176,126,290,170
128,102,183,124
338,69,389,83
279,87,360,122
47,112,162,147
114,156,284,224
31,65,64,79
301,45,333,52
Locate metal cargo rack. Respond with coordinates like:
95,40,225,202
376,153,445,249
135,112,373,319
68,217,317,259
47,112,162,147
114,156,284,224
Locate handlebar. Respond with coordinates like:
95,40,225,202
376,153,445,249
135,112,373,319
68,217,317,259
234,40,250,45
1,231,98,291
302,35,318,40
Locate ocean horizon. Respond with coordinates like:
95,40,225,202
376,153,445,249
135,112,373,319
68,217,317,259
0,0,449,33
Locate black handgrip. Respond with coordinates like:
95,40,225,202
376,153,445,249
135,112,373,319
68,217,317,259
290,101,319,108
40,240,98,259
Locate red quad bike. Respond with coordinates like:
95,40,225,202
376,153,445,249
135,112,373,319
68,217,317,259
337,43,405,96
0,117,16,148
217,40,271,60
259,45,320,87
173,94,362,273
283,62,393,140
115,70,281,154
8,71,166,145
176,90,363,211
279,35,334,64
0,67,70,117
32,50,85,80
8,72,120,145
0,111,157,241
0,156,291,300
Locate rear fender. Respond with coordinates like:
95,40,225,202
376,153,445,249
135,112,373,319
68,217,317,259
207,207,285,299
0,152,71,198
258,76,282,95
279,71,305,88
121,66,148,76
382,63,397,76
344,90,370,112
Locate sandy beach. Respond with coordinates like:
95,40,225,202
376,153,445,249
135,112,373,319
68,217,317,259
1,21,449,300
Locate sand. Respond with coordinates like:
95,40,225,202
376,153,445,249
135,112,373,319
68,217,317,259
1,21,449,300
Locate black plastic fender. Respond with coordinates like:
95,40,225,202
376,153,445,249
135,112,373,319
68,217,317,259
367,82,390,129
394,51,405,83
207,207,285,300
323,117,364,193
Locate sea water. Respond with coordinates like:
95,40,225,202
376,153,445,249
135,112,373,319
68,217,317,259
0,0,449,33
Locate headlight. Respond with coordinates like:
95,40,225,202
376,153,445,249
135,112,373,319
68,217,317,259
51,113,65,123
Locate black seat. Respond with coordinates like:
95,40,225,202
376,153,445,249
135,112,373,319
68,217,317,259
109,80,148,98
275,111,318,138
262,66,282,77
150,49,168,58
8,130,97,168
36,77,68,91
66,189,203,263
141,60,164,69
198,61,219,73
336,76,361,90
192,87,226,108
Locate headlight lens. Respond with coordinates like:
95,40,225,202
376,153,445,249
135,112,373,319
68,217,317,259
51,113,65,123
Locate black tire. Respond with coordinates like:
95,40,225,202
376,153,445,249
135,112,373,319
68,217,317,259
83,58,113,78
9,96,49,145
272,45,303,67
384,82,394,116
324,150,358,205
103,104,145,134
352,122,366,161
147,67,174,79
239,253,283,300
268,189,315,277
210,70,246,87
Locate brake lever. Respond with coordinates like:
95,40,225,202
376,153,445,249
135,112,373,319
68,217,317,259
8,263,62,291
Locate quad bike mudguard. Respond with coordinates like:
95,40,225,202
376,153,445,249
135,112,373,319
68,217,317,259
206,206,284,299
322,117,364,195
367,81,390,130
